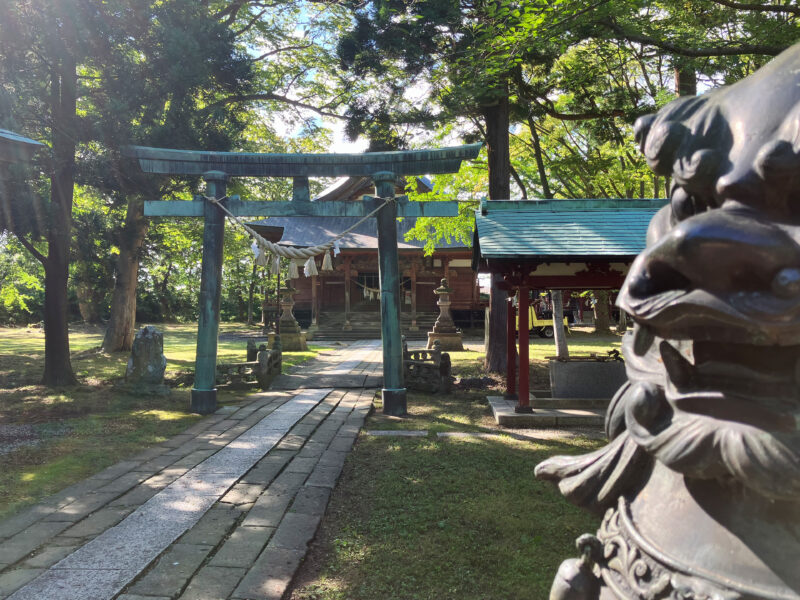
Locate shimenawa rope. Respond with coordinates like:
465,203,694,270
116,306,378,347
202,195,392,271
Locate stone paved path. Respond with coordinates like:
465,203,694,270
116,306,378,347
0,341,381,600
270,340,382,389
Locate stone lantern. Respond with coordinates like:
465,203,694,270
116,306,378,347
277,286,306,351
427,278,463,351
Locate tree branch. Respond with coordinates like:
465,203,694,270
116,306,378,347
601,19,788,57
13,231,47,266
252,44,313,62
710,0,800,15
509,164,527,199
536,99,625,121
206,93,347,119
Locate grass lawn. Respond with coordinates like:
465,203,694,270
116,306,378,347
288,340,613,600
0,322,320,519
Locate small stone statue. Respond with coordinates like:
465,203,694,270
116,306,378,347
536,44,800,599
124,326,168,394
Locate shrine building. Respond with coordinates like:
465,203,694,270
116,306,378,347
251,176,487,340
473,197,667,412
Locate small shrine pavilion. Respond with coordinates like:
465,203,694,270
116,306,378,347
473,198,667,411
253,176,486,339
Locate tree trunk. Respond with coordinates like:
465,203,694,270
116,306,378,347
593,290,612,334
102,195,147,352
616,309,628,334
485,273,508,373
483,91,511,373
551,290,569,359
674,60,697,97
528,116,552,199
42,55,77,386
159,264,172,321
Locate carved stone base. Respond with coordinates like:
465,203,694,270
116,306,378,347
426,332,464,351
279,332,307,351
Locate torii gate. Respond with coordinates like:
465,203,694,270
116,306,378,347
125,144,481,416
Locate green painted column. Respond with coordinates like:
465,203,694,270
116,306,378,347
373,171,406,415
191,171,228,414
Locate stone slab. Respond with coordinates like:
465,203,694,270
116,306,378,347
365,430,428,437
0,569,44,597
284,457,318,474
289,486,331,517
267,512,320,552
488,396,605,428
0,521,71,565
241,451,295,485
270,374,370,390
268,471,308,496
93,461,142,480
23,545,80,569
548,359,626,398
305,465,343,489
296,441,326,458
317,450,348,469
60,507,132,538
178,566,246,600
178,506,239,546
328,434,357,453
127,543,213,598
7,568,134,600
209,526,274,568
220,483,265,507
43,493,119,522
241,493,293,529
231,548,305,600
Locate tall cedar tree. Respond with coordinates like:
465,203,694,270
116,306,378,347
0,0,253,382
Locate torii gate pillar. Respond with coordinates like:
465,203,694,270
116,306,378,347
373,171,406,414
192,171,227,414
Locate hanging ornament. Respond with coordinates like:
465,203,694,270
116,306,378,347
321,250,333,271
271,254,280,273
304,256,318,277
289,259,300,279
255,243,269,267
333,239,341,256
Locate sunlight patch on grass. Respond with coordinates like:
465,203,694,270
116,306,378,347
134,409,189,421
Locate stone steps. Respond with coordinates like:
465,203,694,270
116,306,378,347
530,397,609,410
311,311,438,341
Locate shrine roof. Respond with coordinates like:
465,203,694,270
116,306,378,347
248,175,458,251
474,199,668,262
253,216,468,251
0,128,44,164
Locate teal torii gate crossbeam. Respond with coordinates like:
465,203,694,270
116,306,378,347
126,143,481,415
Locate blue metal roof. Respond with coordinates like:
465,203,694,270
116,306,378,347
475,199,667,259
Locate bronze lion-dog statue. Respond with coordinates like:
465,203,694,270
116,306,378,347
536,44,800,600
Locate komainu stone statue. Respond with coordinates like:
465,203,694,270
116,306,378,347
536,45,800,599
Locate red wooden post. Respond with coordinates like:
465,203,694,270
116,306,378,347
516,286,532,413
505,295,517,399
